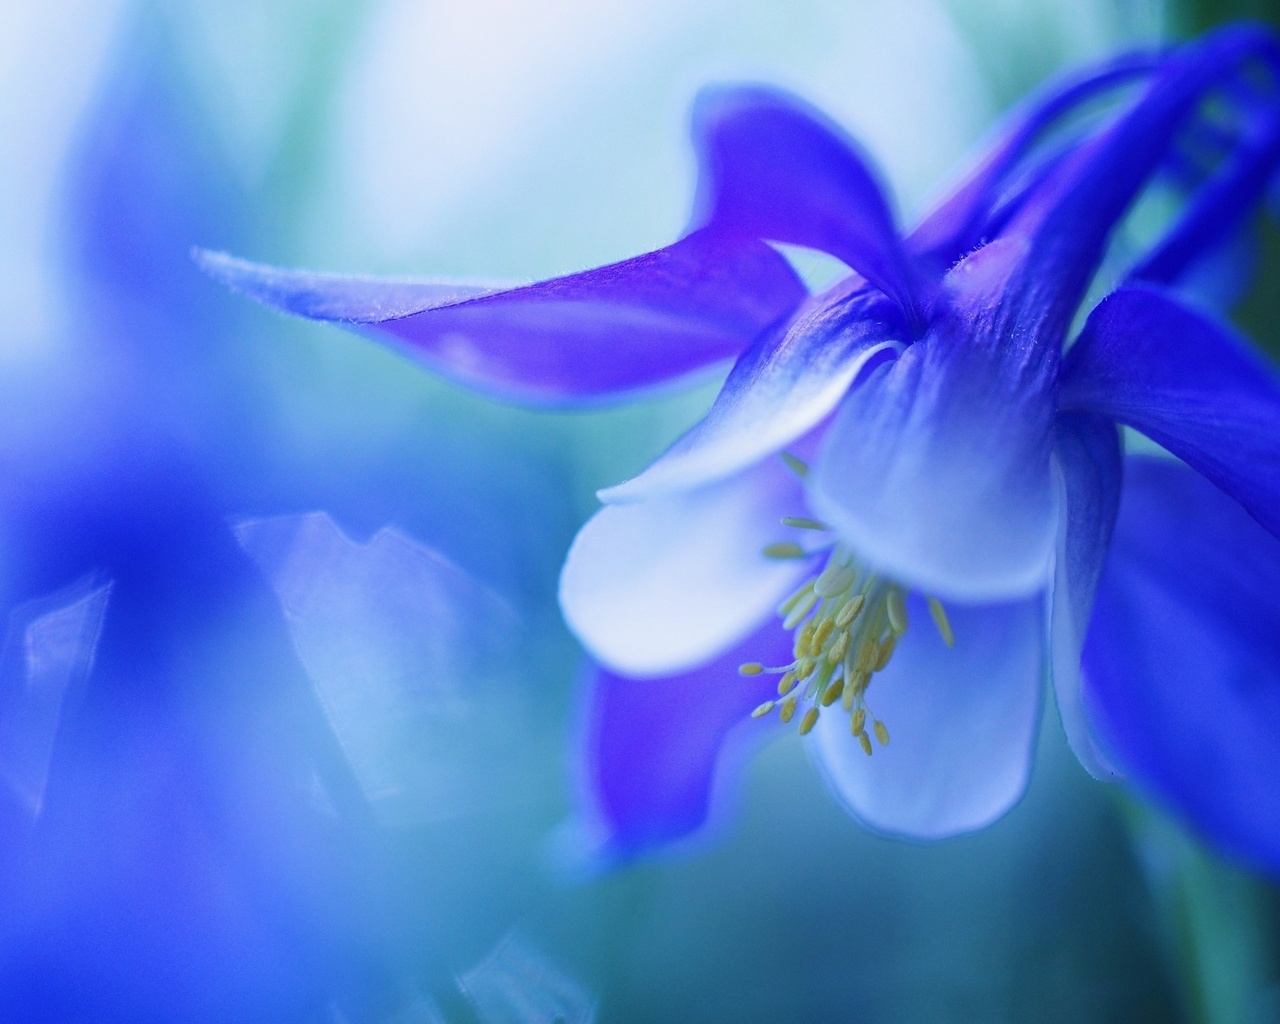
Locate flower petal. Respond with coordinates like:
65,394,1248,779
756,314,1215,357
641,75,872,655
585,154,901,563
996,25,1278,344
560,457,812,676
0,576,112,819
810,593,1043,840
689,84,922,317
601,282,902,502
1048,413,1123,781
573,622,792,864
1082,457,1280,871
195,227,804,405
1129,109,1280,288
1061,282,1280,538
909,52,1155,268
808,265,1059,602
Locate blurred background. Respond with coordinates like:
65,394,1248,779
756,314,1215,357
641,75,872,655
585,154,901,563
2,0,1279,1020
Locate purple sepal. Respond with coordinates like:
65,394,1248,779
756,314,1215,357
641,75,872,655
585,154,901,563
573,622,792,865
1048,413,1123,781
195,228,805,405
689,84,924,320
1083,458,1280,871
1061,283,1280,539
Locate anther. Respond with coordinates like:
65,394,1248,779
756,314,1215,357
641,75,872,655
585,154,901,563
848,669,869,696
780,452,810,478
781,516,830,531
782,590,819,630
794,623,815,659
835,595,864,627
814,565,856,598
886,588,909,634
778,581,814,616
741,534,958,752
873,635,897,673
762,542,807,560
827,629,850,664
855,638,877,674
928,597,955,647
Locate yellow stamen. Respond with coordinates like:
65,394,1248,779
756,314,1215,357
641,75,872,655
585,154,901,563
855,638,878,674
827,629,850,664
762,542,807,559
794,623,815,659
811,659,836,695
928,597,955,647
741,527,955,752
781,516,830,531
873,635,897,673
780,452,810,478
777,581,814,616
886,588,909,634
782,590,818,630
814,565,856,598
835,595,864,627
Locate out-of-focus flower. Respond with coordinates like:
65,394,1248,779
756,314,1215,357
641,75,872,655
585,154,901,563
0,18,577,1019
204,25,1280,868
0,46,385,1016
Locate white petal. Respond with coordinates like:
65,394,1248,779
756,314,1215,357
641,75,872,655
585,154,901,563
560,458,812,676
810,593,1043,840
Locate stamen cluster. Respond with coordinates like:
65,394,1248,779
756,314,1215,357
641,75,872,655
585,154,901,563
739,458,955,753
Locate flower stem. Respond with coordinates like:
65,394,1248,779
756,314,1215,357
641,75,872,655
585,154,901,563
1118,794,1277,1024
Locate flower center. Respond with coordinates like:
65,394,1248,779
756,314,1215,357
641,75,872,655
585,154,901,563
738,456,955,754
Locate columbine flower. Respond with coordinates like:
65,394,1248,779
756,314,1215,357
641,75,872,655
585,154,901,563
202,24,1280,868
4,28,565,1018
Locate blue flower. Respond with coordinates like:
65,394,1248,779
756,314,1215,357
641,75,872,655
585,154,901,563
204,24,1280,869
1,25,569,1019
